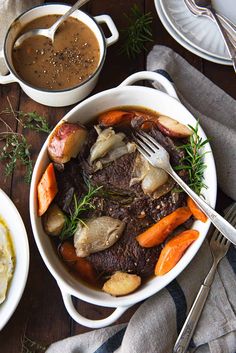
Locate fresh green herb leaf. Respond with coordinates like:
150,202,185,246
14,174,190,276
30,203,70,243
18,111,52,134
176,121,211,196
60,183,103,240
0,124,33,184
120,4,153,59
1,96,52,134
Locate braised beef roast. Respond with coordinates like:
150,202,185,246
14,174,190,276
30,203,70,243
55,126,190,278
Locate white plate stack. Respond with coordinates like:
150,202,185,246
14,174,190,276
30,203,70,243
154,0,236,65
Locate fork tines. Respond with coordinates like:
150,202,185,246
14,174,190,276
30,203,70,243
211,203,236,245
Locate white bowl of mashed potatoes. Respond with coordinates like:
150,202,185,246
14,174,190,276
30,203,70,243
0,189,29,331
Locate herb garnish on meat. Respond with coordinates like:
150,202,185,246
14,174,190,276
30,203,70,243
175,121,210,196
60,183,103,240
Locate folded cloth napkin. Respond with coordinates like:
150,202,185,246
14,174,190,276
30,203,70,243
46,46,236,353
0,0,43,74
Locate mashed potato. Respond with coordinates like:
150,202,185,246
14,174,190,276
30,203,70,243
0,219,15,304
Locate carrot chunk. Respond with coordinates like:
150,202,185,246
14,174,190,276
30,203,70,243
155,229,199,275
37,163,58,216
74,257,98,285
99,110,134,127
60,242,78,263
60,241,97,285
136,207,192,248
187,196,207,223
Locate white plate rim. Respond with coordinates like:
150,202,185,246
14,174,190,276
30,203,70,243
154,0,232,66
0,189,29,331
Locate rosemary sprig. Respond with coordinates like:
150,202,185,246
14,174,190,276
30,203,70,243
0,120,33,184
120,4,153,59
175,121,210,196
21,335,47,353
60,183,103,240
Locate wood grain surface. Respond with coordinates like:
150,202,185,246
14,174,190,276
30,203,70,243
0,0,234,351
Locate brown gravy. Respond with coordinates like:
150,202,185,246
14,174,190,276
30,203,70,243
12,15,100,90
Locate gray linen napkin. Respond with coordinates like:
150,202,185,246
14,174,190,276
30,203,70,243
46,47,236,353
0,0,43,74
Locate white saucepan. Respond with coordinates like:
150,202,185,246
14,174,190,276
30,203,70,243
0,4,119,107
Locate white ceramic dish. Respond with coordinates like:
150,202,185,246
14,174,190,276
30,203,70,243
0,4,119,107
0,189,29,331
154,0,232,66
30,71,217,328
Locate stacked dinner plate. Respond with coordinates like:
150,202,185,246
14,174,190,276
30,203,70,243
154,0,236,65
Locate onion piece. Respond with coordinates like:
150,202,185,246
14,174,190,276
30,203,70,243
142,167,169,194
74,216,125,257
90,127,136,170
90,127,126,163
130,153,171,195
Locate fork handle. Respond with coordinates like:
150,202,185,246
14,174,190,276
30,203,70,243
173,258,218,353
168,168,236,245
173,284,211,353
209,10,236,72
217,13,236,43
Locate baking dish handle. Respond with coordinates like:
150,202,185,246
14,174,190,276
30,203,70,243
94,15,119,47
60,289,131,328
119,71,179,100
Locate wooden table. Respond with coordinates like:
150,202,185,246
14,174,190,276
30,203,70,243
0,1,234,351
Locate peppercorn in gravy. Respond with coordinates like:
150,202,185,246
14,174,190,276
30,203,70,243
12,15,100,90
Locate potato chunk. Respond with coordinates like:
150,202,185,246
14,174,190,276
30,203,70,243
43,204,65,236
103,271,141,296
156,116,193,138
48,122,87,164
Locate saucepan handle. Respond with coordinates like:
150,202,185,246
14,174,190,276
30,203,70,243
94,15,119,47
0,51,17,84
60,288,131,328
119,71,179,100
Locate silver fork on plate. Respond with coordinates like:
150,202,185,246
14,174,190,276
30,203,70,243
184,0,236,72
173,203,236,353
184,0,236,42
133,131,236,244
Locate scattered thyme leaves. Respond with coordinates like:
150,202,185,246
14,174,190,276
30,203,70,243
21,335,47,353
0,97,52,184
2,98,52,134
175,121,211,196
18,111,52,134
0,122,33,184
60,183,103,240
120,4,153,59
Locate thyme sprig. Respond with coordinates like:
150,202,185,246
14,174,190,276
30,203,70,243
0,97,51,183
60,183,103,240
175,121,210,196
2,97,52,134
21,335,47,353
0,120,33,184
120,4,153,59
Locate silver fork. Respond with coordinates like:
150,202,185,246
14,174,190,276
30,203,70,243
173,203,235,353
184,0,236,43
133,131,236,244
184,0,236,72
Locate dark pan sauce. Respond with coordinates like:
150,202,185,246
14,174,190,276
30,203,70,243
12,15,100,90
